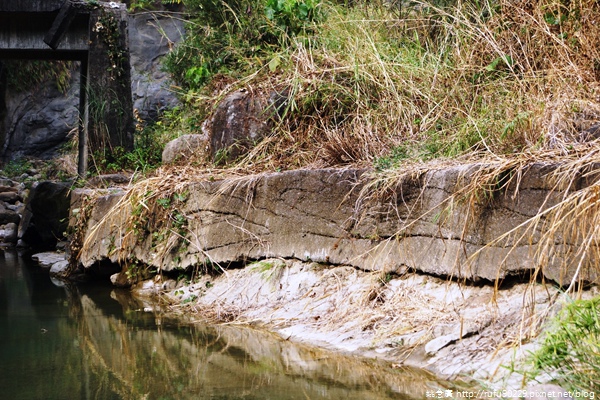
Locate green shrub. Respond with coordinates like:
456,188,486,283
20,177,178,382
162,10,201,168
0,159,34,179
164,0,323,91
129,0,183,11
265,0,321,35
527,297,600,392
3,60,72,94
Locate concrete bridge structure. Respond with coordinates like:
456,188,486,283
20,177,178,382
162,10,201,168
0,0,134,176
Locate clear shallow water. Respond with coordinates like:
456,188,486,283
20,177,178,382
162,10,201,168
0,250,453,400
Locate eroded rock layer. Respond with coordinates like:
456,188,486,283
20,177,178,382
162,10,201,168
74,164,600,285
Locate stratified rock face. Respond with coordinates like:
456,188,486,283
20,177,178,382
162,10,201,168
75,164,600,286
129,12,183,123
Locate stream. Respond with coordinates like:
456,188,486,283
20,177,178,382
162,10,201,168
0,249,456,399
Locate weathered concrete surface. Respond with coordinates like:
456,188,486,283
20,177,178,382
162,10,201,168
87,4,135,152
75,164,600,285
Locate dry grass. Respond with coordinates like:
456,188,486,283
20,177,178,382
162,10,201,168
166,0,600,178
351,141,600,288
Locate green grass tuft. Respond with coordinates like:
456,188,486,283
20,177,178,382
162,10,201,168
527,297,600,392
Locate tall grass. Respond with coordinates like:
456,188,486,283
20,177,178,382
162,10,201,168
527,296,600,392
161,0,600,171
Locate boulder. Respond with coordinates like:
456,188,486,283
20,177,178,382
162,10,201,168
110,272,132,288
32,251,66,268
0,222,17,244
19,181,71,249
0,191,20,203
0,207,19,224
76,164,600,285
49,260,69,277
208,90,272,163
129,11,183,123
162,134,209,164
0,185,18,193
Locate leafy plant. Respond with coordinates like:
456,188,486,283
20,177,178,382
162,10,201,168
3,60,73,94
182,294,198,303
527,297,600,392
374,145,411,171
0,159,34,179
129,0,183,11
157,197,171,208
265,0,321,36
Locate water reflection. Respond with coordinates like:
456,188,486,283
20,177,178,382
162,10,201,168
0,250,450,399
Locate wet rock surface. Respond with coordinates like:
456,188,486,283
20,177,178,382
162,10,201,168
132,257,595,390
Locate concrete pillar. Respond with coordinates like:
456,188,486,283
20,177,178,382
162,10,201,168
78,56,88,178
0,61,6,159
87,4,134,160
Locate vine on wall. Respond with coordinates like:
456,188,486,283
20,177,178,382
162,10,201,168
92,10,126,78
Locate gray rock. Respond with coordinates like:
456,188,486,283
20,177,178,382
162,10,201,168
1,70,79,160
88,173,131,187
19,181,70,249
0,191,20,203
162,134,209,164
0,207,19,224
579,123,600,142
129,12,183,123
0,185,18,193
50,276,66,287
0,222,17,243
32,251,66,268
208,90,272,163
49,260,69,277
6,202,24,213
110,272,132,288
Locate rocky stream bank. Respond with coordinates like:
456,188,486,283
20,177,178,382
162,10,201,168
10,163,600,395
